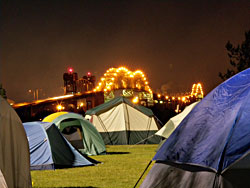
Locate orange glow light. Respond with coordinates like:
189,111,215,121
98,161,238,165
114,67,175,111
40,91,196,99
93,67,153,93
56,105,63,111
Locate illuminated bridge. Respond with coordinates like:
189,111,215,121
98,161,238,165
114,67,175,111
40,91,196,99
93,67,153,105
13,66,204,122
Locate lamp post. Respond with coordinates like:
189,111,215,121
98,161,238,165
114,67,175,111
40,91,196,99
28,89,42,101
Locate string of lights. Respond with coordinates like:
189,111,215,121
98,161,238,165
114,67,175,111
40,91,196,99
93,67,153,94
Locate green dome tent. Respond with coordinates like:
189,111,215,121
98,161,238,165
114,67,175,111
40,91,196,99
85,96,161,145
43,112,106,155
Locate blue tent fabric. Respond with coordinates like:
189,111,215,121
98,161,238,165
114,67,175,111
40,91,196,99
41,121,94,166
23,121,94,170
23,122,54,169
154,68,250,173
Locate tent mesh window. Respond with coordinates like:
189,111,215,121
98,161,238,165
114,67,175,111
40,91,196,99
61,119,84,150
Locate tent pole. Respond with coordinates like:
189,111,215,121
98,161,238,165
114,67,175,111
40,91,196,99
97,116,113,145
133,160,152,188
124,103,130,144
212,173,220,188
134,135,154,145
144,118,152,144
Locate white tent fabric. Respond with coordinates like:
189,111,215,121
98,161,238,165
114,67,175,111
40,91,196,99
92,103,158,132
88,100,160,145
156,102,199,138
96,104,125,132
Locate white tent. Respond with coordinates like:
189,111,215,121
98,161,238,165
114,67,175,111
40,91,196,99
156,102,199,139
85,97,161,145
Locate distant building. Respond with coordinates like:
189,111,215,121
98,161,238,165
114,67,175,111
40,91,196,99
63,68,96,94
63,71,78,94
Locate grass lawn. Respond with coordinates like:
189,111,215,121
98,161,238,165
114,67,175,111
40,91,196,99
31,144,158,188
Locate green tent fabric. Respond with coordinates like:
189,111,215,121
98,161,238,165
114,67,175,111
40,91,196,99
0,96,32,187
43,112,106,155
85,96,161,145
86,96,154,117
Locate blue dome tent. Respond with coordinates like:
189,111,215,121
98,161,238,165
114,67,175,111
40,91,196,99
23,122,96,170
139,68,250,188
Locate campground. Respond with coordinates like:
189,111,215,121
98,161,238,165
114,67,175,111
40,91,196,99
31,144,158,188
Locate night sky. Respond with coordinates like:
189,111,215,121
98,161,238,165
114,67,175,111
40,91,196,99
1,0,250,103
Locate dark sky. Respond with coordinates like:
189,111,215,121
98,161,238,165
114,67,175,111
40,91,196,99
1,0,250,103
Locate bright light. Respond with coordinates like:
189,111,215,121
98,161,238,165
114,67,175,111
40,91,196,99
56,105,63,111
93,67,153,94
165,96,169,99
157,94,161,98
87,72,91,76
132,96,139,103
51,94,73,100
68,67,73,73
191,82,204,98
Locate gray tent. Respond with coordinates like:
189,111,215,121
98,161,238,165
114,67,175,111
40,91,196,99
0,96,32,187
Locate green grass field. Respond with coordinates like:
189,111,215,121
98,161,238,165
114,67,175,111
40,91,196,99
31,145,158,188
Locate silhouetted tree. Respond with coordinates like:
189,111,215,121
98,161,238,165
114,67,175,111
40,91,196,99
219,30,250,80
0,84,7,99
